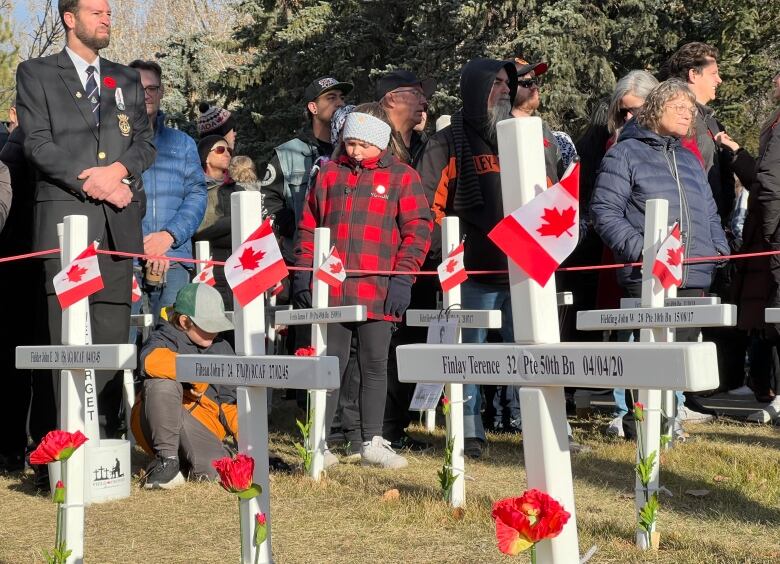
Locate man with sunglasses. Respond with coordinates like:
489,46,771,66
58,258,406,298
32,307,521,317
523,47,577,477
512,58,564,185
127,60,207,326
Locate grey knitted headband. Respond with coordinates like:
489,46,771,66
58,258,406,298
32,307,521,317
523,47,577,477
342,112,391,150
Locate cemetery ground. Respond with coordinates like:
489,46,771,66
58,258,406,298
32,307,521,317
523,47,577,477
1,397,779,564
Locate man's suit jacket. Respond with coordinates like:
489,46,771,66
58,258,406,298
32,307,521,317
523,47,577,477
15,49,156,252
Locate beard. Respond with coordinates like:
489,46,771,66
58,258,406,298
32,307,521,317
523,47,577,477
75,20,110,51
487,99,512,143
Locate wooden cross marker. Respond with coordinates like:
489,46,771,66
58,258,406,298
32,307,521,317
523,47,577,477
16,215,136,564
274,227,367,481
576,198,732,547
176,192,340,564
396,119,720,562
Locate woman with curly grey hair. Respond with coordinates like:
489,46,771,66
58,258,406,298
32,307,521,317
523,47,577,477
590,78,730,437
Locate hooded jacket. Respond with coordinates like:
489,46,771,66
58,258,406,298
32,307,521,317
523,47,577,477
591,119,729,289
130,320,238,454
416,59,517,284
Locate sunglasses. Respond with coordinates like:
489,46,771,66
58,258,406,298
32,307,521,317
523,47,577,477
517,77,539,89
210,145,233,156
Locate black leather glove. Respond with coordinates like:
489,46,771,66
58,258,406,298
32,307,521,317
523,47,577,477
384,275,413,318
292,270,312,309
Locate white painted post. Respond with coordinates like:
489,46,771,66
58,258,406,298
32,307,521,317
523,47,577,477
441,217,466,507
424,113,453,433
309,227,330,481
230,191,271,564
636,199,670,549
497,117,579,562
59,215,88,564
661,283,678,449
194,241,210,276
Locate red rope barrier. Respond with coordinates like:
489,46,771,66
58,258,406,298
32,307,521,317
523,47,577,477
0,246,775,276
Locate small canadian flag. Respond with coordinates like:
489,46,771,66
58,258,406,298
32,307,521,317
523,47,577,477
195,261,216,287
652,223,685,289
315,247,347,288
488,161,580,286
53,242,104,309
131,275,142,302
224,219,288,307
437,241,467,292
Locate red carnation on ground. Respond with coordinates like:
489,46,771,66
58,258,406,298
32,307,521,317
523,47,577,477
294,346,316,357
29,430,88,465
103,76,116,89
491,489,571,556
211,453,262,499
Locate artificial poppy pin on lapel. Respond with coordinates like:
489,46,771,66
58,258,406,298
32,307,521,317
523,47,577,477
103,76,116,89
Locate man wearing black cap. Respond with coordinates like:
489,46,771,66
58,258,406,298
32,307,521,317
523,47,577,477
261,76,353,264
512,57,563,184
377,70,436,165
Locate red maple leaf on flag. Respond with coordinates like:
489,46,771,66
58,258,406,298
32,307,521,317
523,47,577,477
537,206,576,238
666,246,684,266
236,247,265,270
66,264,88,282
445,259,458,273
329,262,343,274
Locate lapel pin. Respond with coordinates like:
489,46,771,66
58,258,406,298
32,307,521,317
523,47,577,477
76,92,82,99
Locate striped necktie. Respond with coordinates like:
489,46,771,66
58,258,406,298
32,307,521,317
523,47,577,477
86,65,100,127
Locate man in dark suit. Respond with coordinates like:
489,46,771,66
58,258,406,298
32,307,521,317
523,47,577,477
16,0,155,448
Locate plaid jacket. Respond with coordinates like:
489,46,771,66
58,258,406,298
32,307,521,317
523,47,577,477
295,151,432,321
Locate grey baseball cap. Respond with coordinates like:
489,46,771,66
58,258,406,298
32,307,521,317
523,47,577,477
174,283,233,333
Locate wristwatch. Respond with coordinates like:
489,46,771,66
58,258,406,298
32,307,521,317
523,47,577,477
121,175,135,186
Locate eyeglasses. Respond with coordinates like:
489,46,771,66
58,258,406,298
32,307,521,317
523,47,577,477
665,103,696,116
210,145,233,156
143,85,161,95
517,77,539,89
619,106,642,120
392,88,427,100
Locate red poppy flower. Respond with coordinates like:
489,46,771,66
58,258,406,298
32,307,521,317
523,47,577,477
633,402,645,422
29,430,88,465
294,346,316,357
491,489,571,555
103,76,116,89
254,512,268,546
212,453,262,499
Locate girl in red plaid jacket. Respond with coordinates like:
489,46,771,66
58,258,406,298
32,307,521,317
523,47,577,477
293,104,432,469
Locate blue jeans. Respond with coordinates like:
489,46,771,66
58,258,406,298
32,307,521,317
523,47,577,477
461,280,515,441
130,262,192,342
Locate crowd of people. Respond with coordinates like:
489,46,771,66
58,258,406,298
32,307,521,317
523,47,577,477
1,0,779,490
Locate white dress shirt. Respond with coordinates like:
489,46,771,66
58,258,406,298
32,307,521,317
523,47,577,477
65,46,101,94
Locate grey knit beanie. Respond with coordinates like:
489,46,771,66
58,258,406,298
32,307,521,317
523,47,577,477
341,112,391,150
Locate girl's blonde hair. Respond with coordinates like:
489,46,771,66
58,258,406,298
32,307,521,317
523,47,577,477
228,155,258,183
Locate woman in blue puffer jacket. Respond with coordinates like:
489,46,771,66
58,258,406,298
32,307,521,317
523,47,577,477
591,79,729,291
591,79,729,437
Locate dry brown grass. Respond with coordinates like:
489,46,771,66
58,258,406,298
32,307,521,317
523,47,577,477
1,412,779,563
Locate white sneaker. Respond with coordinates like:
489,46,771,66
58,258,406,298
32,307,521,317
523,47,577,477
677,405,714,423
747,397,780,424
360,436,408,469
323,445,339,469
727,385,754,396
606,416,625,438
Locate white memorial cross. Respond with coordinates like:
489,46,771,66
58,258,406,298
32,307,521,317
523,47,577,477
576,198,732,547
176,192,340,564
396,119,720,562
274,227,367,480
404,216,501,507
16,215,136,564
